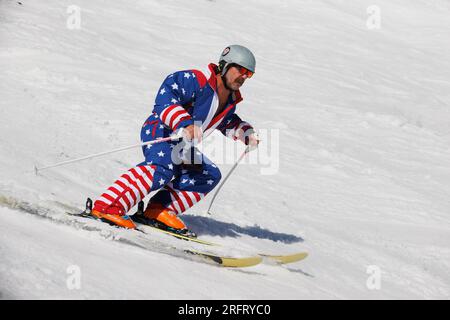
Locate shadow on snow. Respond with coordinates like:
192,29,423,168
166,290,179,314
182,215,304,244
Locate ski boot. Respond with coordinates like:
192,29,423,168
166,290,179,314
132,201,197,238
86,198,136,229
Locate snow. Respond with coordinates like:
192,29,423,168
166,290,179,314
1,0,450,299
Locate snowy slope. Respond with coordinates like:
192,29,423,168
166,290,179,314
1,0,450,299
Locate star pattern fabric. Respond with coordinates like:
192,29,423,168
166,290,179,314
94,63,254,216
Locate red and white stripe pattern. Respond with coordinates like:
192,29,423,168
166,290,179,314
160,105,192,130
228,121,253,143
165,183,205,214
96,165,156,214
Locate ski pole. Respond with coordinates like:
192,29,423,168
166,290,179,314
34,134,182,175
207,146,251,215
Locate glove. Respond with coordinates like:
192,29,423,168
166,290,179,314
171,125,203,143
246,132,260,151
182,124,203,144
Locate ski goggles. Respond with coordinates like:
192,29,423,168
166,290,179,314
236,65,254,78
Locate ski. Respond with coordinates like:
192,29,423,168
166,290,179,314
184,250,262,268
139,221,308,265
128,216,307,265
68,198,308,266
137,223,217,246
66,203,261,268
260,252,308,264
133,200,308,265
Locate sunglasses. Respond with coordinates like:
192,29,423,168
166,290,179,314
236,65,254,78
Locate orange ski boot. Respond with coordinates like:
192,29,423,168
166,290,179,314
132,201,196,238
91,200,136,229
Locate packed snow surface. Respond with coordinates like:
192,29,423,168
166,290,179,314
1,0,449,299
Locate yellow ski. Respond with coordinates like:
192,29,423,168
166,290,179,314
260,252,309,264
185,250,263,268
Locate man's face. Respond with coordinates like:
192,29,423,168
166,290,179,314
224,65,252,91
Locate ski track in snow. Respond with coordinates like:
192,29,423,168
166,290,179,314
1,0,450,299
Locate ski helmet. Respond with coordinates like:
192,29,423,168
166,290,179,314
218,45,256,76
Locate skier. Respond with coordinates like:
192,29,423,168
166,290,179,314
91,45,259,236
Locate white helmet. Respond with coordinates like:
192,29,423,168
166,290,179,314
218,45,256,76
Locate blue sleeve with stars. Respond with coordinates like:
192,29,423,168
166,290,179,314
153,71,200,131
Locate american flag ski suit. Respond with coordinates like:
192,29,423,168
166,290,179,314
94,63,255,215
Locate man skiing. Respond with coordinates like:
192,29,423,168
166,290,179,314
91,45,259,236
